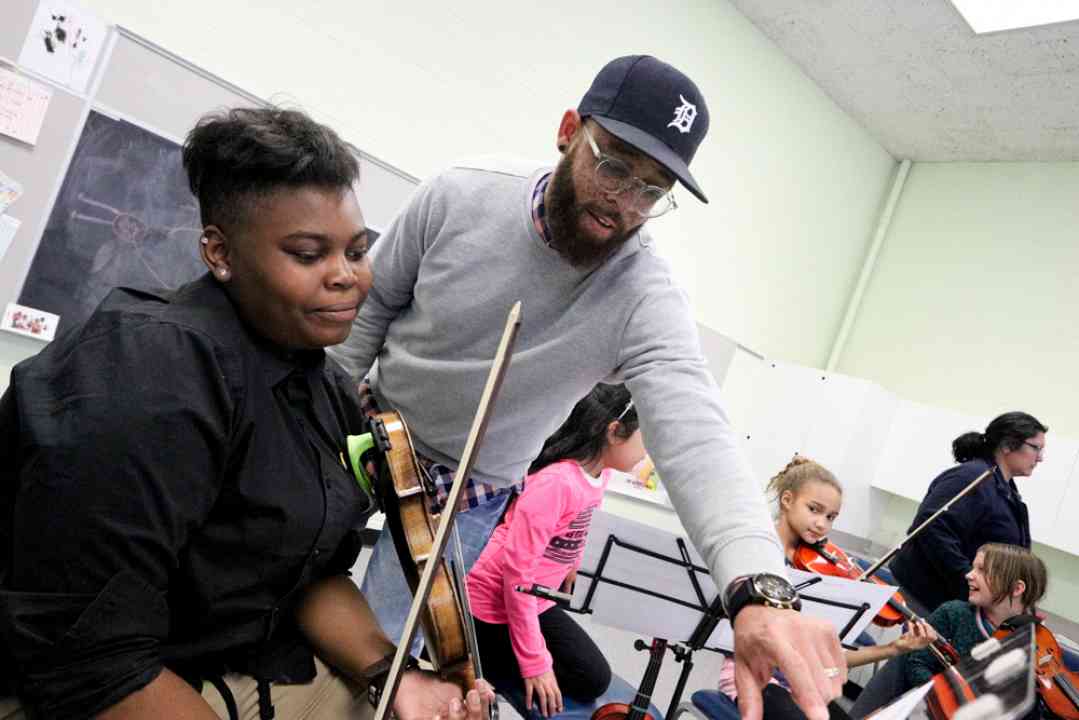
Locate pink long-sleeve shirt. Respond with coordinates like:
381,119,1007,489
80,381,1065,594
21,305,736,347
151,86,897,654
466,459,608,678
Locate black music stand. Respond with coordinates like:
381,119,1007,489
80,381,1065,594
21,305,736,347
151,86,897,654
557,511,895,718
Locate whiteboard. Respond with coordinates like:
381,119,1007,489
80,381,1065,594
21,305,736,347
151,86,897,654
870,399,980,501
801,371,898,539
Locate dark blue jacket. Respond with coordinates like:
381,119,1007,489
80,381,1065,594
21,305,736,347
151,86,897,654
890,459,1031,612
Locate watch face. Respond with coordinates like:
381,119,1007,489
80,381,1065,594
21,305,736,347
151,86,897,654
754,573,797,603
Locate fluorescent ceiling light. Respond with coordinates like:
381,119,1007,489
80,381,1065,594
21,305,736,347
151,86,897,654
948,0,1079,34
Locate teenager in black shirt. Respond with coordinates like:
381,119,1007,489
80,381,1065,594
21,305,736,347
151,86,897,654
0,108,493,720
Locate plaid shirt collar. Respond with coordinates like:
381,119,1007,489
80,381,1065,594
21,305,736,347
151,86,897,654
532,172,553,247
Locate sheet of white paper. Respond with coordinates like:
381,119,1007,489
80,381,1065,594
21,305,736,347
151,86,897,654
572,511,894,649
704,569,896,650
0,169,23,214
866,681,933,720
0,215,19,261
0,67,52,145
17,0,108,93
605,471,671,507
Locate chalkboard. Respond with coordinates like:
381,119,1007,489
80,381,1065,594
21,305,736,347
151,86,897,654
18,109,203,329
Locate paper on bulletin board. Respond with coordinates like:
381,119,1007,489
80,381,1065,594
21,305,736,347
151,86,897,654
0,170,24,213
0,67,52,145
0,215,20,261
17,0,108,94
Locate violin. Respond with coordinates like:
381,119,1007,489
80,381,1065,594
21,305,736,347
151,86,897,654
356,302,521,720
995,614,1079,719
367,409,479,689
591,639,666,720
793,540,906,627
794,540,963,665
925,660,979,720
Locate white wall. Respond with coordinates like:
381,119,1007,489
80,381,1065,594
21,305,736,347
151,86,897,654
838,161,1079,437
837,161,1079,617
67,0,897,369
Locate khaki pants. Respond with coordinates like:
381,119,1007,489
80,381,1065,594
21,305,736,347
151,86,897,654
0,656,373,720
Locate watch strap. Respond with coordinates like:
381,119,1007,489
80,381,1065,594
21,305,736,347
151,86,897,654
363,650,421,708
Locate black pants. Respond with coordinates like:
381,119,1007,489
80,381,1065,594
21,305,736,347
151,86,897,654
762,684,852,720
473,607,612,703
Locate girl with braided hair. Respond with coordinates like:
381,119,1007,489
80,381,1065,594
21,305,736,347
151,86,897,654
716,456,938,720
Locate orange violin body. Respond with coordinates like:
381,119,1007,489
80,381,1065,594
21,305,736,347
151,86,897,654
591,639,666,720
792,540,907,627
591,702,655,720
995,615,1079,720
926,665,978,720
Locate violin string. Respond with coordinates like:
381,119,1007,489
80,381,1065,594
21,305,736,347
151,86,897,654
400,410,496,719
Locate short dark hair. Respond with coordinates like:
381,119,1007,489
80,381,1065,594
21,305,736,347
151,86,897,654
529,383,639,474
182,107,360,229
952,411,1048,463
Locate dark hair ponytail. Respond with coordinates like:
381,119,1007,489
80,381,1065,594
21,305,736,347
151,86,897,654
529,383,639,474
952,411,1048,463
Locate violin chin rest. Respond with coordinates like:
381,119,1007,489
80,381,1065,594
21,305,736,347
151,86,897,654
951,694,1004,720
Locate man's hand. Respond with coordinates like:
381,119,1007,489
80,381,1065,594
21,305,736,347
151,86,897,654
393,670,497,720
732,606,846,720
524,669,563,717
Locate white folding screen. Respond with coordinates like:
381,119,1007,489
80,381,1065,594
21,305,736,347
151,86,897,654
721,351,1078,552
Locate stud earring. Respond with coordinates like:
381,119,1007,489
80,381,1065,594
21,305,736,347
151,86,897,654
200,236,209,245
217,268,230,280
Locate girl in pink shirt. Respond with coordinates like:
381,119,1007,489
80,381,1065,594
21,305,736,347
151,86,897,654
467,383,646,718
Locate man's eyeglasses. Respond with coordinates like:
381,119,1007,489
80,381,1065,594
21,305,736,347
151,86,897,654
1023,440,1045,456
581,125,677,219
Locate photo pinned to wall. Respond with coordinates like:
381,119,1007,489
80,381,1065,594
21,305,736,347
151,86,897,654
0,169,23,214
606,455,671,507
2,302,59,342
19,110,205,330
17,0,108,94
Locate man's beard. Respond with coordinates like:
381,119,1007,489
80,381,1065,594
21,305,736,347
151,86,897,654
545,155,635,269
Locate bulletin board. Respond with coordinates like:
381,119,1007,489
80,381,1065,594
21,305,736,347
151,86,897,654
0,0,418,338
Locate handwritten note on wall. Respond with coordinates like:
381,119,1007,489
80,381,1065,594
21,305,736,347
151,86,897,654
0,67,52,146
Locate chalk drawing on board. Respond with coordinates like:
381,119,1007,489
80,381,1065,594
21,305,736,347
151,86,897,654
19,110,204,331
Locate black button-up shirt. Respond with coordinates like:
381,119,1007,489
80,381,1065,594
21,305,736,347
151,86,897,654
0,274,374,719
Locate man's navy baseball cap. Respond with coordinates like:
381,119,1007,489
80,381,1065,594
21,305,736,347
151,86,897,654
578,55,710,203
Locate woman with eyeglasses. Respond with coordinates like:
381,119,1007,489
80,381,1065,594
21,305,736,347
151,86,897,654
889,411,1046,616
465,383,645,718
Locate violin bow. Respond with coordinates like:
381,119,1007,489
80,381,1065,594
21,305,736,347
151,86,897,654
374,301,522,720
857,468,992,582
